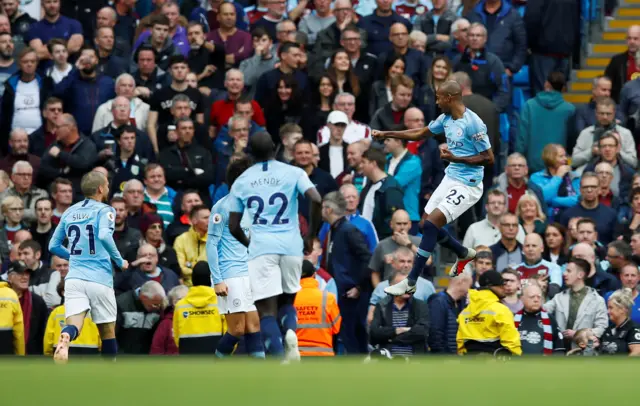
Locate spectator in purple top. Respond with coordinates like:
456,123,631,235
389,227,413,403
134,1,189,57
207,2,253,67
26,0,83,63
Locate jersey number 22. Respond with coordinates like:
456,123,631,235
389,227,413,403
247,193,289,225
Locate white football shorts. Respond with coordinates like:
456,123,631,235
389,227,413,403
218,276,257,314
424,175,484,223
64,278,117,324
247,255,303,301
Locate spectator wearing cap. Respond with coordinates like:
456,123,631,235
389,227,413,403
413,0,457,57
317,92,371,147
150,284,187,355
239,27,278,97
143,164,177,227
516,283,565,355
29,97,63,158
0,129,41,179
92,73,151,134
517,72,576,173
0,161,47,226
116,280,166,354
0,272,24,355
572,98,636,172
294,139,338,220
428,273,472,354
174,205,210,286
370,269,429,357
254,41,309,108
166,190,203,246
378,22,429,87
52,46,117,136
465,0,527,80
490,213,523,273
4,260,47,355
559,172,617,244
110,196,143,260
209,70,266,139
134,213,181,277
319,111,349,179
116,243,180,295
18,240,52,299
320,191,372,354
454,23,509,113
132,46,172,104
186,22,226,95
544,257,608,347
464,190,526,248
173,261,226,355
384,136,422,231
359,0,411,56
43,279,101,356
136,2,189,57
0,48,47,155
25,0,83,65
457,270,522,356
294,260,341,356
370,75,415,131
358,148,405,239
207,3,253,66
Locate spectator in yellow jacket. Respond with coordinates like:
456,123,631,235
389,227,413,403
174,205,210,286
0,281,25,355
457,271,522,356
44,281,101,356
173,262,226,354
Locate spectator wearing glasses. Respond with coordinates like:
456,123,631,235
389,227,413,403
0,196,26,250
500,269,523,314
495,153,546,215
572,98,636,171
583,133,635,203
0,129,41,182
490,212,523,273
116,280,166,354
29,97,63,158
559,172,617,244
464,190,526,249
0,161,47,226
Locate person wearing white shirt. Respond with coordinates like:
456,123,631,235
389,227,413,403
463,189,526,248
45,39,72,84
319,110,349,178
317,92,371,146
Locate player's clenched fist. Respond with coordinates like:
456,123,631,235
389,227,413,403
372,130,386,141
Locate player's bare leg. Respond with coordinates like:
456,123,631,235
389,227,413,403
54,313,87,364
97,322,118,360
385,208,475,295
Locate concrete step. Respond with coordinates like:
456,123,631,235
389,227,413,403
570,81,594,92
608,19,640,29
586,57,611,67
619,8,640,16
603,31,627,40
564,94,592,104
592,43,627,53
575,69,604,79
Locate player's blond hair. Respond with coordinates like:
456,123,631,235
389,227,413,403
81,171,107,198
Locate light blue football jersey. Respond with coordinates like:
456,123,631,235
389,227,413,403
49,199,125,288
428,108,491,186
207,195,252,284
228,160,315,259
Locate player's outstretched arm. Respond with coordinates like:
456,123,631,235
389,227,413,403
48,221,70,260
372,126,431,142
441,148,495,166
228,211,249,247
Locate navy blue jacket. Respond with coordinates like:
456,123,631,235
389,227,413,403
357,175,405,239
454,49,510,112
575,99,625,133
98,53,130,79
254,68,309,108
524,0,579,56
299,167,338,220
358,11,411,56
53,68,116,135
325,216,372,295
465,0,527,73
114,266,181,296
584,159,634,204
559,203,618,244
418,138,445,200
428,291,465,354
377,48,430,86
589,267,621,298
414,9,458,57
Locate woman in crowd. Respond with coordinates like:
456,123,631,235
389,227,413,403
415,56,452,123
516,192,547,235
615,188,640,242
326,49,365,122
530,144,581,220
566,216,581,249
264,74,305,143
305,73,337,137
150,285,188,355
599,288,640,356
543,222,568,265
369,53,405,118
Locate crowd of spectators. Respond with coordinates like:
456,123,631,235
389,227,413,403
1,0,640,358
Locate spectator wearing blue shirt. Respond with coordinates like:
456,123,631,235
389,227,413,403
319,184,379,254
358,0,411,56
428,273,472,353
384,137,422,232
134,1,189,57
465,0,527,78
604,263,640,324
377,22,429,86
26,0,84,64
559,172,618,244
53,46,116,136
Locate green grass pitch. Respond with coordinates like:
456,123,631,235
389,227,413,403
2,357,637,406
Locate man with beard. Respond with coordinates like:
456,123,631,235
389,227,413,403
2,0,36,56
25,0,83,64
52,46,116,135
515,283,565,355
0,32,17,96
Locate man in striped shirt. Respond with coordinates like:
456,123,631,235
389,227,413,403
143,164,176,227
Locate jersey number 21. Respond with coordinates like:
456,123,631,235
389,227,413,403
68,224,96,255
